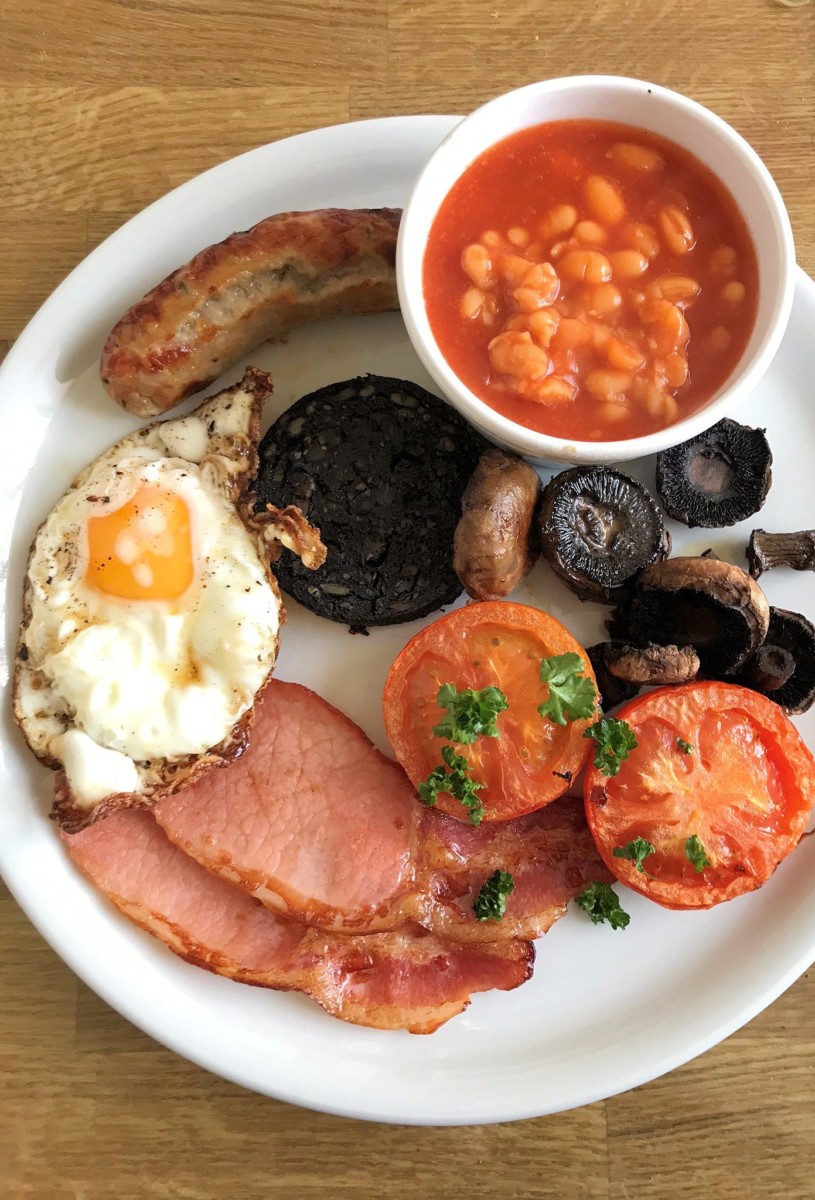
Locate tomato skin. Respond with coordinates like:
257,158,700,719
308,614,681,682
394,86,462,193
584,682,815,910
383,601,597,822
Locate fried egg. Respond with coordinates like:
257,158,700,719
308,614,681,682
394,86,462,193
14,368,321,830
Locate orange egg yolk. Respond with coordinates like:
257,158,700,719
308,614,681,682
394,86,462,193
85,485,194,601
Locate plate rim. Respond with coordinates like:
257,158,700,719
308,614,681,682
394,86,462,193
2,113,815,1126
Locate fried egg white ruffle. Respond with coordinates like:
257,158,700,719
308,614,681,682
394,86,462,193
14,368,325,830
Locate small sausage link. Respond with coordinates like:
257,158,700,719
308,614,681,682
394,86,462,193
453,450,541,601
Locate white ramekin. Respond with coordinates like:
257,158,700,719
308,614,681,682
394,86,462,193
397,76,796,466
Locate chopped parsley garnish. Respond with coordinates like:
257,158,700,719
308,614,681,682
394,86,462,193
613,836,656,873
432,682,509,744
417,744,485,825
473,870,515,921
575,882,630,930
537,653,597,725
685,834,711,872
584,717,638,777
676,738,694,755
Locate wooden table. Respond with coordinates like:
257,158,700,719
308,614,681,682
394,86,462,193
2,2,814,1196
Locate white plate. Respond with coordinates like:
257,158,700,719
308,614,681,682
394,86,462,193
2,116,815,1127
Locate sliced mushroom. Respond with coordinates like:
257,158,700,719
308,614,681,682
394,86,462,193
735,608,815,714
747,529,815,579
586,642,640,711
453,449,540,600
612,556,770,675
538,466,670,603
604,642,700,686
655,418,772,528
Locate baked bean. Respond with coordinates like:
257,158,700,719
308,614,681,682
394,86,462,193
559,248,613,284
507,226,531,247
638,380,671,419
585,369,633,401
721,280,746,305
584,175,626,224
620,222,661,260
596,400,629,423
549,237,578,260
488,331,549,379
609,142,663,172
481,230,505,249
606,337,646,373
574,220,608,246
582,283,623,318
522,262,560,300
641,298,689,355
706,325,732,353
710,245,737,279
589,322,613,350
531,375,577,406
538,204,578,240
504,313,530,332
460,288,485,319
608,250,649,280
500,254,535,287
658,352,689,388
658,206,696,255
527,307,561,348
645,275,701,306
462,243,494,289
553,317,592,351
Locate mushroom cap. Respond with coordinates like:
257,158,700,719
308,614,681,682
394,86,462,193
736,607,815,714
586,642,640,711
615,556,770,675
655,418,772,529
604,642,700,686
538,466,670,603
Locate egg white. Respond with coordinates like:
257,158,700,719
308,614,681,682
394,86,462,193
14,372,286,821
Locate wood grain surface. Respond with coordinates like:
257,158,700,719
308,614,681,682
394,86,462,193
2,2,814,1197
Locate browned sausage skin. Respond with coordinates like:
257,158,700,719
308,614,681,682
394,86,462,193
100,208,401,417
453,449,541,601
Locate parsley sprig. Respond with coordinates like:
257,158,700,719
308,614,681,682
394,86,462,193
417,745,485,825
613,836,656,874
685,834,710,872
584,717,638,777
473,870,515,921
537,653,597,725
575,882,630,930
432,682,508,744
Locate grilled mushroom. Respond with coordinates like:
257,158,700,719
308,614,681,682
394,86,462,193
604,642,700,686
655,418,772,528
747,529,815,579
735,608,815,714
586,642,640,711
612,556,770,675
538,466,670,603
738,644,795,693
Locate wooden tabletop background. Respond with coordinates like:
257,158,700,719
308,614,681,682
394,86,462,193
2,1,814,1197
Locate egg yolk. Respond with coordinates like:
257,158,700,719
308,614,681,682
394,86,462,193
85,485,194,601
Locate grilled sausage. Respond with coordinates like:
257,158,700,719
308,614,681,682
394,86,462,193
453,449,541,600
100,207,401,417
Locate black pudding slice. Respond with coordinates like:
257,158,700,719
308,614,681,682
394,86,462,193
254,376,486,627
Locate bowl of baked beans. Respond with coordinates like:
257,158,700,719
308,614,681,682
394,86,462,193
397,76,795,465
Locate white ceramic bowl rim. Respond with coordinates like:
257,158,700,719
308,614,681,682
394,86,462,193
397,74,796,465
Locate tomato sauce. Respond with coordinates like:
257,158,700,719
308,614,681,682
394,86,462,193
423,119,759,442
